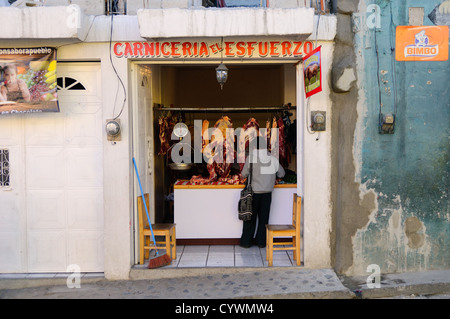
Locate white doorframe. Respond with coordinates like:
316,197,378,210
131,62,155,265
296,62,306,198
130,59,303,265
296,61,306,265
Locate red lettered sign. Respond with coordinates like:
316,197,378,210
113,40,314,59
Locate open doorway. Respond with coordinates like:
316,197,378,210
132,61,300,266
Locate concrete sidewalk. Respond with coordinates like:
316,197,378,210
339,269,450,299
1,267,449,299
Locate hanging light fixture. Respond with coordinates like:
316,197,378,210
216,37,228,90
216,63,228,90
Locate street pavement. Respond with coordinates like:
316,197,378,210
1,267,449,300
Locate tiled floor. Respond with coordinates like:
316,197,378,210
160,245,302,268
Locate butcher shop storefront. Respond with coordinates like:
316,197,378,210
0,5,336,279
121,36,331,268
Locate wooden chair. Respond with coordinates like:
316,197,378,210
138,194,176,265
266,193,302,267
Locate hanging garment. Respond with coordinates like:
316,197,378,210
277,117,290,168
287,119,297,154
217,0,227,7
158,115,170,155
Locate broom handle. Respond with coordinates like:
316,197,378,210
132,157,159,255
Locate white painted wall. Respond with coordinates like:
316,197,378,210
137,7,314,38
0,62,105,274
56,43,132,280
296,40,335,270
0,5,89,40
0,9,336,278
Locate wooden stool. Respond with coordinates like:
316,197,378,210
138,194,176,265
266,193,301,267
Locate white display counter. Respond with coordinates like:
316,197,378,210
174,184,297,239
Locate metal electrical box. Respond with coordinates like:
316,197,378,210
311,111,326,131
379,113,395,134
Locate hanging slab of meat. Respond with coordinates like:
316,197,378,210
202,119,209,152
219,127,235,179
243,117,259,149
212,116,232,142
269,117,279,161
206,116,232,161
158,116,170,155
205,116,234,181
238,118,259,171
206,162,218,181
215,116,234,179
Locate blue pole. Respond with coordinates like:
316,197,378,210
132,157,159,256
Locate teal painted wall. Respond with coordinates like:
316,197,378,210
352,0,449,274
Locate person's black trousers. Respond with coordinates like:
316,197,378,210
240,192,272,247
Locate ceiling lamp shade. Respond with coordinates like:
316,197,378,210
216,63,228,90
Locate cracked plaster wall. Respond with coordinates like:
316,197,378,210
331,0,449,276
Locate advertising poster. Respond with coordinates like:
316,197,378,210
396,26,449,61
0,47,58,115
303,46,322,98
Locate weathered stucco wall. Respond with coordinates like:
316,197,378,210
332,0,449,276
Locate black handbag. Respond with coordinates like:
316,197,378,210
238,162,253,221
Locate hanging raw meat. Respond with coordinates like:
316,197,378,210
158,115,170,155
216,116,234,179
206,116,234,181
212,116,232,142
216,138,233,178
269,117,278,160
243,118,259,149
201,119,209,152
206,162,218,181
238,118,259,171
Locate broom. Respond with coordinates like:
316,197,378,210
133,157,171,269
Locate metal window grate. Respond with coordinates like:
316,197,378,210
0,149,10,187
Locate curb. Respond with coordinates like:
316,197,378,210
0,274,104,290
356,282,450,299
340,269,450,299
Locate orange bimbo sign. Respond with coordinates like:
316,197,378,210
396,26,449,61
